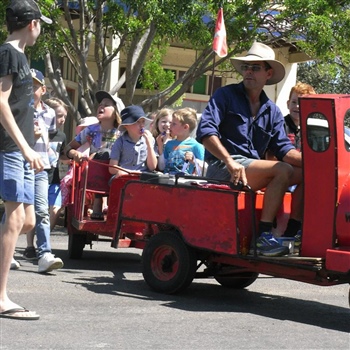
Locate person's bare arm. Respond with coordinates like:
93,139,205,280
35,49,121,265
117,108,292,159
109,159,129,176
143,130,157,171
282,149,302,167
63,139,86,163
202,135,247,185
0,75,43,172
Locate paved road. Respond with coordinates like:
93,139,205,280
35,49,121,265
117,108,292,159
1,225,349,350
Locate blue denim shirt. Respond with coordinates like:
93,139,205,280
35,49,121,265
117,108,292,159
197,82,295,162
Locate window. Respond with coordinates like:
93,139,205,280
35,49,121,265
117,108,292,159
306,113,330,152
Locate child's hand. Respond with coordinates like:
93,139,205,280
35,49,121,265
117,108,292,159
162,130,171,143
156,132,169,145
142,129,153,145
23,148,44,173
184,151,194,164
156,131,171,153
34,122,42,139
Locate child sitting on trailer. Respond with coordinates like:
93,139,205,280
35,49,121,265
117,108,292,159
150,107,173,158
158,107,205,176
109,105,157,177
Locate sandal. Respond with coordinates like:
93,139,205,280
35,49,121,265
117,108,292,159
90,212,104,220
0,308,40,320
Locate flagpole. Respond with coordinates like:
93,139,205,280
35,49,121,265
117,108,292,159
211,5,227,96
210,54,216,96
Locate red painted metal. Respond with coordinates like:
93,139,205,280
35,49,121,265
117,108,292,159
299,95,350,258
66,94,350,292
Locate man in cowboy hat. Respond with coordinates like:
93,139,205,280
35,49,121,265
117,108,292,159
197,42,302,257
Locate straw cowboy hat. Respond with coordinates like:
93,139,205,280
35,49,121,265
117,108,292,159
231,42,285,85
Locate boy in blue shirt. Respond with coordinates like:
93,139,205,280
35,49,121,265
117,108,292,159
159,108,204,175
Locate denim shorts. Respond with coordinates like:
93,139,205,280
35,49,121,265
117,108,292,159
206,155,255,181
0,151,35,204
48,183,62,207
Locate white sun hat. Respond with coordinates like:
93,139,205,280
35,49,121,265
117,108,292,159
231,42,285,85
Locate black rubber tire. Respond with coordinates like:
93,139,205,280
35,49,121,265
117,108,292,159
66,205,86,259
68,233,86,259
214,271,259,289
142,232,197,294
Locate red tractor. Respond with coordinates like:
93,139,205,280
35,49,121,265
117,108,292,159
66,94,350,301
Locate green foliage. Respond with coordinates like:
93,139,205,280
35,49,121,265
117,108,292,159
2,0,350,118
297,61,350,127
140,46,174,91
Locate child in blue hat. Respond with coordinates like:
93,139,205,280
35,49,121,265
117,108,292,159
109,105,157,177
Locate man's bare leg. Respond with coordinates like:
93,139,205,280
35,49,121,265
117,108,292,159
245,160,293,222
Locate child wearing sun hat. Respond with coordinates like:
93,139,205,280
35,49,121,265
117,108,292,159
109,105,157,177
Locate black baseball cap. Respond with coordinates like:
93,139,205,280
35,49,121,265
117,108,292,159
6,0,52,24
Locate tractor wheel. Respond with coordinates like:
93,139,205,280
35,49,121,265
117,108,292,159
68,233,86,259
214,271,259,289
142,232,197,294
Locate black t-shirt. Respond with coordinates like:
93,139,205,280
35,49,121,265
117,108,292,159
0,43,34,151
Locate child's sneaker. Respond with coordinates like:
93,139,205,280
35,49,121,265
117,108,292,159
250,232,289,257
23,246,37,261
10,257,20,270
38,253,63,273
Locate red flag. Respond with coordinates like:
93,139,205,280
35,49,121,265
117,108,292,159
213,8,228,58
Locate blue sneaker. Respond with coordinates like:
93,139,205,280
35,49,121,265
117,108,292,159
251,232,289,257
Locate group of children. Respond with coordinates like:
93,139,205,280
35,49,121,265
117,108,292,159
64,103,205,219
109,105,204,176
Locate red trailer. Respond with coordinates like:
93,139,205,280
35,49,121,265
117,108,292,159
66,94,350,301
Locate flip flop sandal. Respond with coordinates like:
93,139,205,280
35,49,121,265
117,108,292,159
0,308,40,320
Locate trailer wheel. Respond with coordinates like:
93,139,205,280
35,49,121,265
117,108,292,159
142,232,197,294
214,272,259,289
68,233,86,259
66,204,86,259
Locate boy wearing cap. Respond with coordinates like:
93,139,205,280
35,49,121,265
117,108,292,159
22,69,64,272
197,42,303,258
109,105,157,177
0,0,52,320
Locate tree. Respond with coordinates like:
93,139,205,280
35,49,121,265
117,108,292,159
297,61,350,127
2,0,350,122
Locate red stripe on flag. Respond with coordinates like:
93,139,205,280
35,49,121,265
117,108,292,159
213,8,228,58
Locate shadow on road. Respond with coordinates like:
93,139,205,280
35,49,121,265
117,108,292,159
46,245,350,335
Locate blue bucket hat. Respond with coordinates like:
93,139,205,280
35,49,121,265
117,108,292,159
119,105,151,132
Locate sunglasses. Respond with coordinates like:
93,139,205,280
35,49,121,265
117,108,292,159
240,64,269,72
